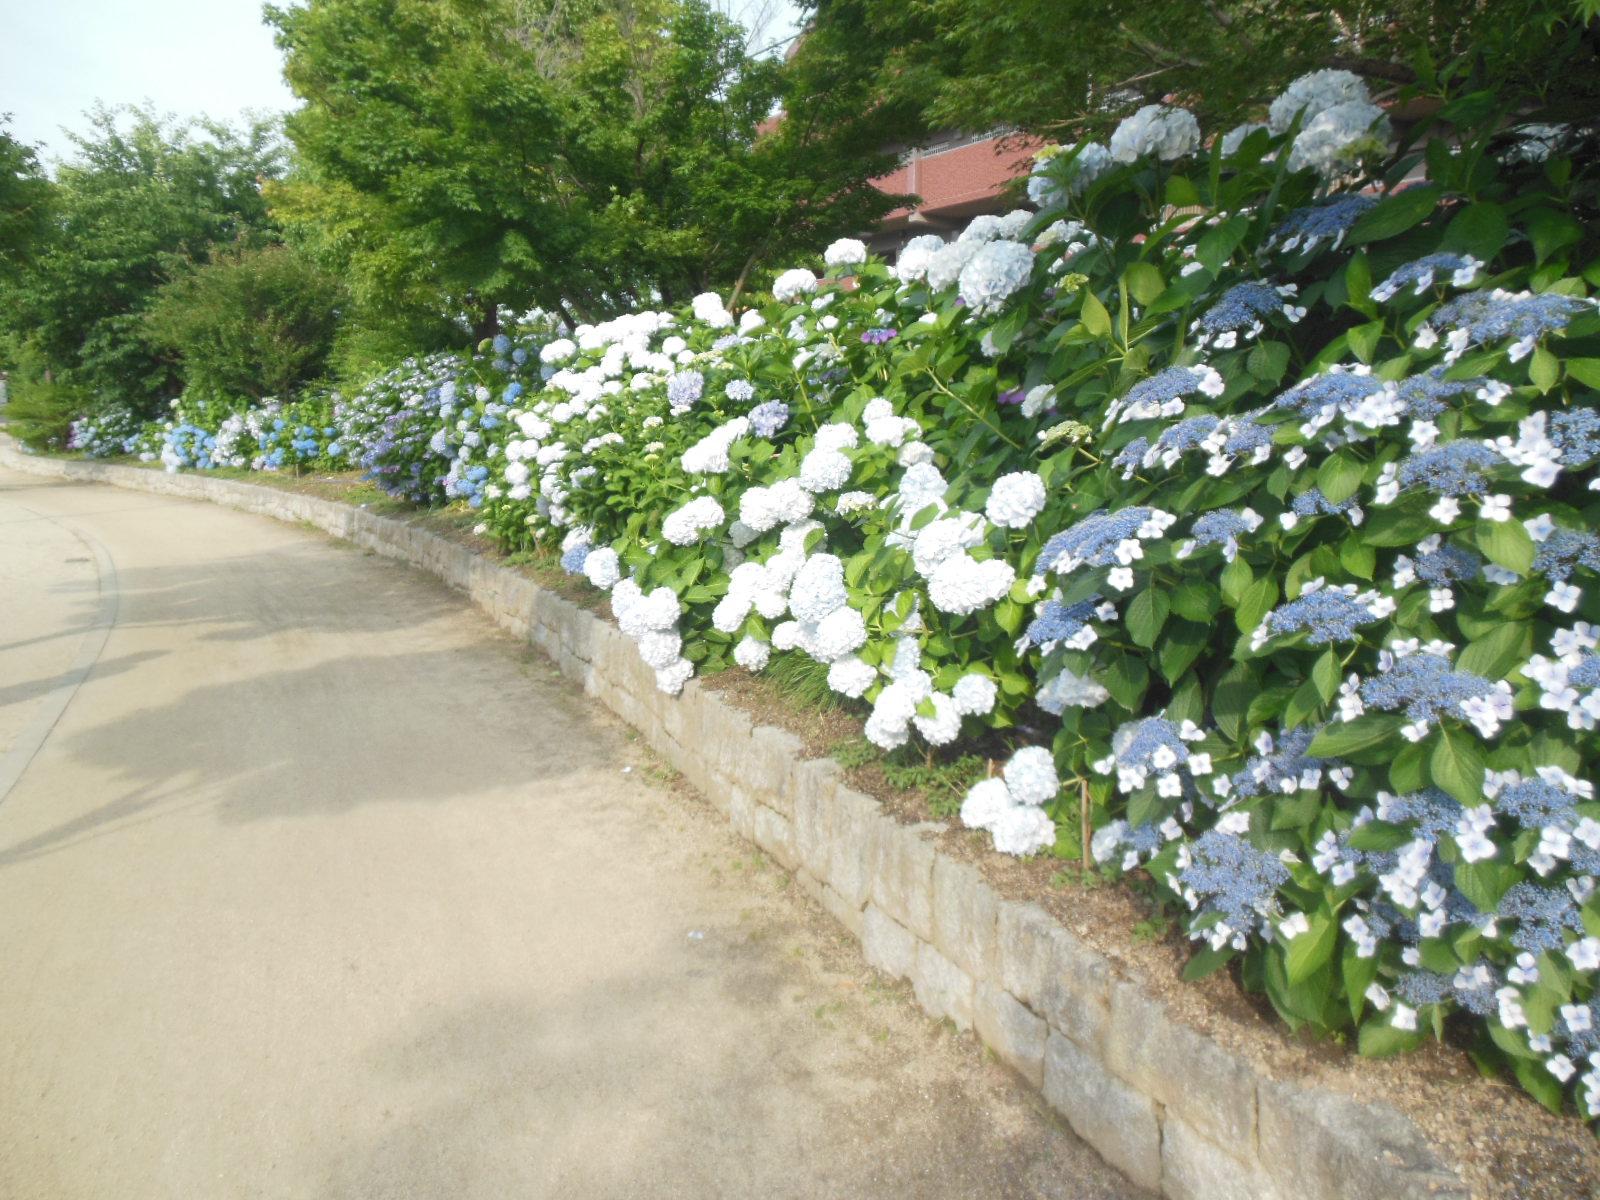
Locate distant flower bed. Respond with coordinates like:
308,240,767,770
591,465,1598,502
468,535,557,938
69,73,1600,1122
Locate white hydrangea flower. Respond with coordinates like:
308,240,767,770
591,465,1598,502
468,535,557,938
912,692,963,745
788,553,849,623
991,806,1056,856
893,234,946,284
928,553,1016,615
772,268,819,303
691,291,733,328
1003,746,1059,805
1288,101,1393,176
912,513,987,576
824,238,868,268
734,635,771,672
798,447,853,493
661,495,726,545
958,239,1035,316
1220,123,1268,155
925,239,984,292
827,655,876,698
655,658,694,695
583,547,621,589
951,673,998,716
985,471,1047,529
1268,69,1371,135
1109,104,1201,162
961,778,1015,832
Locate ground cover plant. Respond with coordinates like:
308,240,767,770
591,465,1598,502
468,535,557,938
50,73,1600,1123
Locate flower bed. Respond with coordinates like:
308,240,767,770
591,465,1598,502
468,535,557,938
60,72,1600,1122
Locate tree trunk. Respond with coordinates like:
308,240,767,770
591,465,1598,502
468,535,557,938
470,298,500,343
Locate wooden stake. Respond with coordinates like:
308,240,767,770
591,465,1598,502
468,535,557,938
1080,777,1092,872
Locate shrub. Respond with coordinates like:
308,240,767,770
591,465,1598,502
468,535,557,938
143,242,344,404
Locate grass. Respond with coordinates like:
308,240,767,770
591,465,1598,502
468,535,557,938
828,736,986,820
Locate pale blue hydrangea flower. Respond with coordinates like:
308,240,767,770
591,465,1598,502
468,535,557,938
1361,654,1498,724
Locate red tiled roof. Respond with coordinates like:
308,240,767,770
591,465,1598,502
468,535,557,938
874,134,1040,228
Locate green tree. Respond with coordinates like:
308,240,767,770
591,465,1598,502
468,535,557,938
143,242,346,402
804,0,1600,141
0,106,286,416
267,0,910,327
0,117,52,271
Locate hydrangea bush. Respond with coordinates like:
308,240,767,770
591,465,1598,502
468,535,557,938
87,73,1600,1119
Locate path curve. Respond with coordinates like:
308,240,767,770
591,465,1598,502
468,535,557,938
0,466,1141,1200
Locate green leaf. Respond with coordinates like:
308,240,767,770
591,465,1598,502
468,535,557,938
1103,654,1148,711
1308,714,1401,761
1234,577,1279,635
1512,1057,1566,1114
1170,580,1220,622
1123,262,1164,306
1524,208,1583,265
1457,621,1533,681
1285,911,1337,985
1529,347,1560,394
1212,664,1255,742
1080,291,1112,338
1181,944,1234,982
1158,621,1206,684
1346,184,1441,247
1246,340,1290,384
1317,450,1366,505
1476,519,1535,575
1340,538,1376,580
1344,253,1373,313
1343,946,1380,1026
1346,320,1384,365
1430,726,1486,806
1389,741,1429,793
1312,647,1341,704
1126,588,1170,649
1455,860,1518,911
1441,202,1509,262
1566,358,1600,390
1219,556,1253,606
1358,1020,1425,1058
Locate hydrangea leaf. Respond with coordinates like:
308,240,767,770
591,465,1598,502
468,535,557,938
1456,621,1533,681
1358,1020,1426,1058
1285,909,1337,984
1126,587,1170,648
1430,726,1487,806
1346,184,1441,247
1474,518,1535,575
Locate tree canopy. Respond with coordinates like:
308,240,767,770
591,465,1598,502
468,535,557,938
801,0,1600,141
266,0,912,330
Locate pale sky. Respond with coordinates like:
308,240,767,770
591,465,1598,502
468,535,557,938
1,0,802,168
1,0,297,165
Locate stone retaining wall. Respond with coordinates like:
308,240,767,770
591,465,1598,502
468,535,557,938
1,443,1472,1200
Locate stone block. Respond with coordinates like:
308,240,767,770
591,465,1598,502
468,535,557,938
1161,1115,1278,1200
869,822,938,943
931,856,999,981
750,803,797,872
1107,980,1258,1149
826,787,882,911
911,941,975,1031
744,726,807,814
727,785,759,843
1042,1031,1162,1193
861,903,918,981
1257,1079,1468,1200
995,903,1112,1053
819,881,864,940
791,767,835,882
973,982,1047,1088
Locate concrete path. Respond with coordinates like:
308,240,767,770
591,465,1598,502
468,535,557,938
0,467,1141,1200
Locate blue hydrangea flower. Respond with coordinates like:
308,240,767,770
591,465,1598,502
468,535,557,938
1269,195,1376,251
1395,969,1453,1008
1551,409,1600,463
1291,488,1357,518
1495,778,1579,830
1194,283,1291,341
749,400,790,439
1498,882,1584,953
1223,414,1274,456
1413,544,1479,586
1427,290,1591,350
1230,727,1339,797
726,379,756,403
1019,597,1101,651
1177,830,1290,939
1191,509,1255,547
1396,443,1502,496
667,370,705,413
1382,788,1464,843
1274,371,1388,420
1361,655,1497,724
561,543,590,574
1372,253,1479,303
1040,508,1154,571
1262,590,1379,644
1395,370,1486,419
1533,529,1600,582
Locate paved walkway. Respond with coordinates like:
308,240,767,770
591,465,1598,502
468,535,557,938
0,467,1139,1200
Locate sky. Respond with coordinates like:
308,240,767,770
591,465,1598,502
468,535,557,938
0,0,802,168
1,0,298,165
